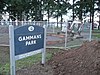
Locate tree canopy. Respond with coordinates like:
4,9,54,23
0,0,99,21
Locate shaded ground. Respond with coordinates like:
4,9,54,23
1,41,100,75
0,46,9,65
0,46,10,75
16,63,54,75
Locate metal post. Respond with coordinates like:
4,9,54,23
89,23,92,41
34,20,35,25
9,25,16,75
65,21,68,49
53,22,55,33
42,23,47,64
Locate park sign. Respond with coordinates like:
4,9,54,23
14,25,44,57
9,25,46,75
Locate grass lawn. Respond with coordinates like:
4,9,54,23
92,29,100,38
0,47,60,75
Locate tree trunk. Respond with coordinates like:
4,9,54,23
98,13,100,30
57,16,58,28
47,9,50,27
91,0,94,30
73,0,75,21
79,9,82,21
61,14,63,29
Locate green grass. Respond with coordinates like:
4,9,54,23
0,63,10,75
92,29,100,33
16,52,52,70
0,48,60,75
93,34,100,38
92,29,100,38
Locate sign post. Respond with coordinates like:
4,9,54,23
42,25,46,64
9,25,15,75
9,25,46,75
65,21,68,49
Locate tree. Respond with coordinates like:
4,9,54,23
95,0,100,29
52,0,70,27
43,0,55,22
0,0,6,13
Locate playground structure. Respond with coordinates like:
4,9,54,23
57,20,84,40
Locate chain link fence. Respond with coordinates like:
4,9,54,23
47,21,92,49
0,21,92,48
0,20,96,75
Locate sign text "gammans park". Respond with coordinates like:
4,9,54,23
18,34,42,46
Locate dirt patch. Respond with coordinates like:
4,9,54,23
16,63,54,75
0,46,9,65
48,41,100,75
0,26,9,33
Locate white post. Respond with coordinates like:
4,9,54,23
65,21,68,49
53,22,55,33
9,25,16,75
33,20,35,25
22,21,24,26
89,23,92,41
42,24,47,65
